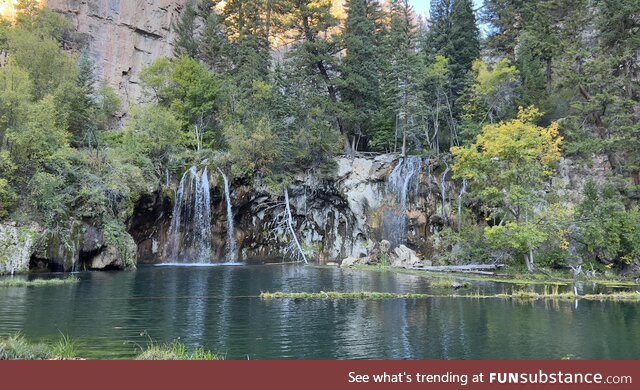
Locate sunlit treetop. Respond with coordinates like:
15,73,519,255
0,0,46,22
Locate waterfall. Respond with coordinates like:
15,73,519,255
165,166,212,263
440,161,450,222
385,156,423,248
217,168,237,262
457,178,467,228
426,158,432,189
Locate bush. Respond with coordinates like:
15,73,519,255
576,181,640,268
0,178,17,219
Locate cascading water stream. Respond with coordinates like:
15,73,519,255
440,161,450,222
165,166,212,263
217,168,237,262
385,156,423,247
457,178,467,228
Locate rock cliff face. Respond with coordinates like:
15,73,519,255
0,223,41,275
2,153,616,274
47,0,188,113
131,154,452,265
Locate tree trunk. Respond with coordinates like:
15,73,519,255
524,250,535,272
265,0,272,40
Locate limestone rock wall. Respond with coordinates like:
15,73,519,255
134,154,452,265
0,223,41,275
47,0,188,114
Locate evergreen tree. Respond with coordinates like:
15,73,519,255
198,11,232,74
425,0,453,59
425,0,479,113
213,0,270,88
339,0,384,151
481,0,529,57
173,1,200,58
515,33,547,109
449,0,479,105
273,0,351,154
380,0,421,155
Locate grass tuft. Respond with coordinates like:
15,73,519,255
0,277,80,288
135,340,219,360
430,279,470,289
582,291,640,301
51,332,79,359
0,334,52,360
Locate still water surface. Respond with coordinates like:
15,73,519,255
0,265,638,359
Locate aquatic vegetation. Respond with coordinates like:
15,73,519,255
430,278,470,289
0,334,219,360
136,340,218,360
51,333,79,360
0,277,80,287
260,291,434,300
0,334,53,360
261,289,640,302
582,292,640,301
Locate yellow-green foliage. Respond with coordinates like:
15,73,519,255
462,59,519,123
452,107,563,266
452,106,562,182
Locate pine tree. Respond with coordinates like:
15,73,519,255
425,0,479,114
198,11,231,74
213,0,271,89
481,0,529,57
425,0,453,59
449,0,479,105
515,33,547,109
339,0,384,151
273,0,351,154
173,1,200,58
381,0,419,155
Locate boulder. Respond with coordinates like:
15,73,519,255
89,246,124,270
391,245,431,269
379,240,391,255
81,223,104,253
340,257,360,268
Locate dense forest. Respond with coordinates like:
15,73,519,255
0,0,639,274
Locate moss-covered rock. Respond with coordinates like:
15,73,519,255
0,223,41,275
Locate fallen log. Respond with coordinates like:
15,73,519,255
457,270,496,276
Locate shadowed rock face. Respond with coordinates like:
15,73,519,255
47,0,188,114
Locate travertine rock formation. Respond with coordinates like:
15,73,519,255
47,0,188,115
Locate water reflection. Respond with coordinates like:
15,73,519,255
0,265,638,359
